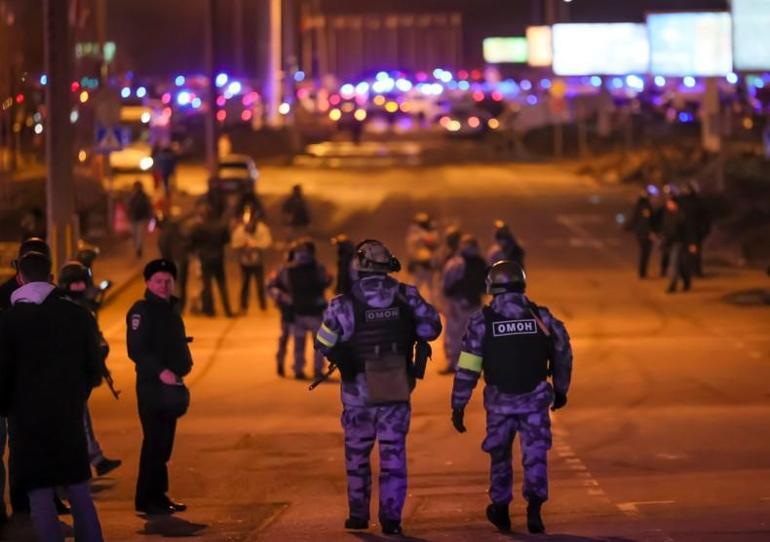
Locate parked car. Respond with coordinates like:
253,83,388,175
209,154,259,194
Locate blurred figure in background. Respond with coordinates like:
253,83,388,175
282,184,311,240
664,196,698,294
625,185,658,279
332,234,357,296
127,181,154,259
487,221,525,268
190,203,234,317
267,247,297,377
405,212,439,298
231,207,272,313
680,180,711,278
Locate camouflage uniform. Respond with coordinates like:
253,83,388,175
266,269,293,373
315,275,441,523
441,254,486,371
451,293,572,505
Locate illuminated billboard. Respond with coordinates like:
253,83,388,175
732,0,770,70
647,12,732,76
483,37,528,64
552,23,650,75
526,26,552,67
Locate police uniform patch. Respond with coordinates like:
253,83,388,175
492,319,537,337
365,307,400,322
131,314,142,331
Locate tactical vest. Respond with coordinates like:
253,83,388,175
481,306,549,394
288,263,326,316
447,255,487,306
348,286,415,374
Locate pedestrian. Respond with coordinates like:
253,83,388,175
127,259,192,515
190,203,234,317
664,197,697,294
269,239,330,379
405,212,439,298
231,208,273,312
450,260,572,534
0,237,70,518
332,234,357,296
314,240,442,535
158,211,195,312
680,180,710,278
440,235,488,374
127,180,154,259
625,186,657,279
281,184,311,239
657,185,679,277
0,251,104,541
487,220,525,268
58,261,123,478
267,247,296,377
154,145,177,195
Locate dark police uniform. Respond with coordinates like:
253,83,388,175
126,290,192,512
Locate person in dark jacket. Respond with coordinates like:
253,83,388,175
127,181,154,259
625,187,657,279
268,239,330,379
190,203,234,317
127,259,193,515
0,251,104,541
664,198,698,294
332,234,356,296
487,220,525,268
680,181,711,277
267,247,297,377
281,184,311,238
158,212,195,312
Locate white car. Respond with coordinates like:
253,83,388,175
210,154,259,193
109,143,154,172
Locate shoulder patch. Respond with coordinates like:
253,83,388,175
130,313,142,331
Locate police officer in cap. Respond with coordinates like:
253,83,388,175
450,260,572,534
59,261,123,478
314,240,442,535
127,259,193,515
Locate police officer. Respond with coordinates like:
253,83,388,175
270,239,331,379
314,240,442,535
440,235,487,374
59,261,123,478
127,259,192,515
267,247,297,377
450,260,572,534
487,220,525,268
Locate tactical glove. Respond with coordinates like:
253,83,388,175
552,391,567,411
451,408,467,433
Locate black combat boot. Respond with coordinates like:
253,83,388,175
344,517,369,530
486,503,511,532
381,519,403,535
526,498,546,534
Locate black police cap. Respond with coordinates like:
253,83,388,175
143,259,178,281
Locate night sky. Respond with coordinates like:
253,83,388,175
11,0,728,78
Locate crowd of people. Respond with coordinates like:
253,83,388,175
625,180,711,293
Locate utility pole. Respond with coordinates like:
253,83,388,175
265,0,282,127
44,0,77,272
233,0,245,76
204,0,218,176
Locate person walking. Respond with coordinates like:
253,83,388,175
0,251,104,541
314,240,442,535
440,235,488,374
190,203,234,317
626,187,657,279
281,184,311,239
231,210,272,312
450,260,572,534
127,259,193,515
487,220,525,268
127,181,154,259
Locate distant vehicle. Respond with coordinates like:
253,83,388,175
109,142,154,172
209,154,259,194
441,105,492,138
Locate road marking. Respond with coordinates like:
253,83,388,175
556,214,607,250
617,500,675,516
655,453,686,461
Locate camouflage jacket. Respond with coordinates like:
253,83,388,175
315,274,442,406
451,293,572,414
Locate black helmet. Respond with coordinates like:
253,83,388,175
13,237,51,270
445,226,462,250
58,260,91,288
486,260,526,295
459,234,480,256
75,240,100,268
354,239,401,274
291,237,316,263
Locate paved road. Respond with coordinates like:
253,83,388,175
4,162,769,541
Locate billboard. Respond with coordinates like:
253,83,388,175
483,37,528,64
647,12,732,76
526,26,552,67
732,0,770,71
552,23,650,75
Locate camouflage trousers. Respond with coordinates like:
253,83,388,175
292,315,324,376
482,409,551,505
443,300,477,370
341,403,411,522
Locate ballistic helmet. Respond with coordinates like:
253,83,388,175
58,260,91,288
354,239,401,274
486,260,526,295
